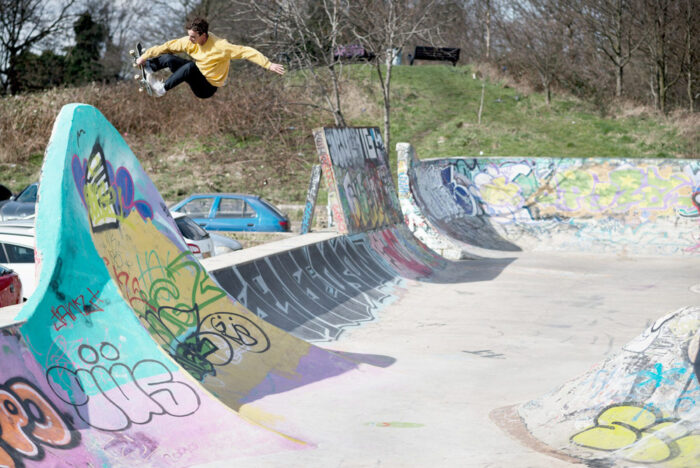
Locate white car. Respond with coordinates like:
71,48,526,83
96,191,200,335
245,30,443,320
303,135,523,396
171,212,216,259
0,213,238,300
0,222,36,300
209,232,243,256
170,212,242,257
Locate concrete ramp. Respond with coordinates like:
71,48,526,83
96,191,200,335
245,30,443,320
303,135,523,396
494,306,700,467
209,128,445,342
398,143,700,466
0,109,449,466
2,104,696,467
398,143,700,257
2,103,370,465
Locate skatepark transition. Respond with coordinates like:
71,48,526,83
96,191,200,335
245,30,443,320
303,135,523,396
398,143,700,258
0,103,696,467
0,105,444,466
397,142,700,466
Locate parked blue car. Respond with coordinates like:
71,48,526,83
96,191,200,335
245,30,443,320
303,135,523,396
170,193,290,232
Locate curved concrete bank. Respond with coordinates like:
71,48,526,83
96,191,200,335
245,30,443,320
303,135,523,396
0,104,697,467
494,306,700,467
207,128,445,342
398,143,700,257
397,143,700,467
2,104,311,466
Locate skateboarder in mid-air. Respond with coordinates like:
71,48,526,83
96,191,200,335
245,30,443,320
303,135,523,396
136,17,285,98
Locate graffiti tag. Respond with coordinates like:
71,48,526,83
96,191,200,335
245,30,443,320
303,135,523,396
50,287,103,331
46,342,200,432
0,378,78,467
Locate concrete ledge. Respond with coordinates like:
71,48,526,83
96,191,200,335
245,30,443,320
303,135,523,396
0,303,25,328
201,230,341,271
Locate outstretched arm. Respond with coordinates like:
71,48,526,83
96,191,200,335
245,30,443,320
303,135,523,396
137,37,190,66
225,43,285,76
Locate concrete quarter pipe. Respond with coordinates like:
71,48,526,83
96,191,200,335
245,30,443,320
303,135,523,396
398,142,700,257
0,103,697,467
0,107,448,466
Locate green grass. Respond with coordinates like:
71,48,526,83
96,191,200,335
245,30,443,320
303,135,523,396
381,65,695,163
1,63,696,203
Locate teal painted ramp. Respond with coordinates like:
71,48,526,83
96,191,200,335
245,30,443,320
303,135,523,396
1,104,367,466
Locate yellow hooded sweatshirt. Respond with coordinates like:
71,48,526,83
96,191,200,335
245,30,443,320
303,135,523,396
140,33,272,87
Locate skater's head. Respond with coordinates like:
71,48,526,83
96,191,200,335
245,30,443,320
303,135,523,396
186,17,209,45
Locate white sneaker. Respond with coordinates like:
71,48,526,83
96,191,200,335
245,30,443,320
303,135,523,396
146,73,166,97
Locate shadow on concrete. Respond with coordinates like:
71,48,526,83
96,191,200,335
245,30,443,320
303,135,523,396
330,349,397,368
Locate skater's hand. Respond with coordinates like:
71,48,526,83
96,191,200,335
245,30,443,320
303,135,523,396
136,57,145,66
269,63,285,75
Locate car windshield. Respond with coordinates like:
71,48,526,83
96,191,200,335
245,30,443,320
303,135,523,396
15,184,38,203
175,216,209,241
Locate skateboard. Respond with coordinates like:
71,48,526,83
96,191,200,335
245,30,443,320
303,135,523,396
129,43,153,96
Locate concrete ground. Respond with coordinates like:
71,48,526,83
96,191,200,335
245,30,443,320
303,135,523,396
202,251,700,468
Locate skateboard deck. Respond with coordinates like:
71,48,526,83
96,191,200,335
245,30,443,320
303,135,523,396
129,43,153,96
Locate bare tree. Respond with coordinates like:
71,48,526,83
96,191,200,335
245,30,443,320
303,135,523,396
0,0,77,94
349,0,439,151
228,0,350,126
81,0,153,80
574,0,645,98
638,0,684,113
680,0,698,112
500,0,566,105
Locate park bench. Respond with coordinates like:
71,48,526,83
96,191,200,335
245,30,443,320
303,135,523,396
409,46,460,66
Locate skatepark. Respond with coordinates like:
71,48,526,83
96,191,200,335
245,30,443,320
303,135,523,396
0,103,698,467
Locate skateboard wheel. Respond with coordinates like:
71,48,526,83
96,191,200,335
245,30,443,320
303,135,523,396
134,74,140,80
138,88,144,93
129,49,135,54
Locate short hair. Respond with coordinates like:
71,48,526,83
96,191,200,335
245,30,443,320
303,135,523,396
186,17,209,36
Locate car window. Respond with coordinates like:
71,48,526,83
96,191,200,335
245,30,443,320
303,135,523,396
0,245,7,263
174,216,209,241
181,198,213,218
16,184,38,203
3,243,33,263
216,198,256,218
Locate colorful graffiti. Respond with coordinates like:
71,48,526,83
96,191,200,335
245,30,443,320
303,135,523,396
0,377,79,467
5,103,318,465
396,143,464,259
315,130,347,233
571,403,700,466
314,128,402,234
71,142,154,229
463,159,699,222
516,306,700,466
300,164,321,234
400,143,700,255
52,106,362,425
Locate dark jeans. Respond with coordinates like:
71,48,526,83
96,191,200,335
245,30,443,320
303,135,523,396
147,54,218,99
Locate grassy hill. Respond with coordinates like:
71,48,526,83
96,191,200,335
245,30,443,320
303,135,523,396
0,64,697,208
